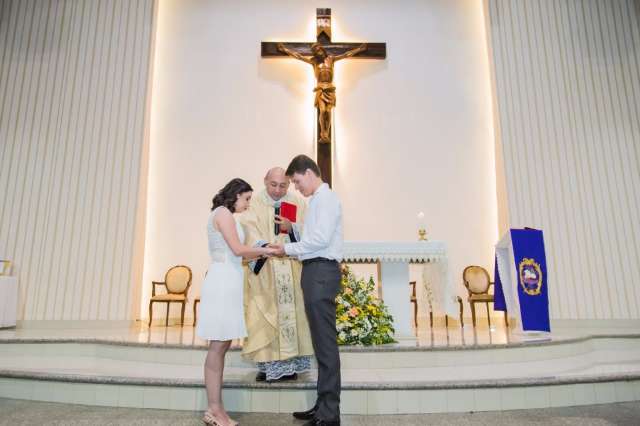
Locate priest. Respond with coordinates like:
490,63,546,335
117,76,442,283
239,167,313,382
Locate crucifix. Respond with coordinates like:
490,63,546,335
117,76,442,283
261,8,386,186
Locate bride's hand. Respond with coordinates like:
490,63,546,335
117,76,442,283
262,246,282,257
265,247,279,257
267,244,285,257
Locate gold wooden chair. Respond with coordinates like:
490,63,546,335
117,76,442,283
456,296,464,327
462,265,508,327
193,297,200,326
148,265,192,326
411,281,464,328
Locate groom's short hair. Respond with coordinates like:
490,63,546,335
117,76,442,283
286,155,321,177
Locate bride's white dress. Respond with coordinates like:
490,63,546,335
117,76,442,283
196,206,247,341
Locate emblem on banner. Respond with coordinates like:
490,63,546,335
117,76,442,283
518,258,543,296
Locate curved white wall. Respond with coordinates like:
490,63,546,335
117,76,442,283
144,0,499,321
0,0,155,320
487,0,640,319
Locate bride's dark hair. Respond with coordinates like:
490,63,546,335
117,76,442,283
212,178,253,213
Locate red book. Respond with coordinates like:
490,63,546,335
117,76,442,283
279,201,297,233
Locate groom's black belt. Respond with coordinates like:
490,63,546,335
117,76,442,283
302,257,338,266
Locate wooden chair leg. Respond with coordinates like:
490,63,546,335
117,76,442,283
148,301,153,327
458,297,464,327
165,302,170,326
193,301,198,326
414,302,418,328
445,315,449,327
486,302,491,327
504,311,509,327
180,302,186,326
429,311,433,328
471,303,476,327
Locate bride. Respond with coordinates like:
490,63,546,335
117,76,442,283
197,178,277,426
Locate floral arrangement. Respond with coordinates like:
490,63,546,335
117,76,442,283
335,266,396,345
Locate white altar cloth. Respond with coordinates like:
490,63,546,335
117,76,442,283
343,241,455,337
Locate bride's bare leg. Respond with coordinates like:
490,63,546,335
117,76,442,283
204,340,232,423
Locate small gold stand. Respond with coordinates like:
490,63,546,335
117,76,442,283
418,229,427,241
0,260,11,276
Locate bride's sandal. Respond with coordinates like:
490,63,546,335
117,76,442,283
202,411,224,426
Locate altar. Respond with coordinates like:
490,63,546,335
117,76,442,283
343,241,457,337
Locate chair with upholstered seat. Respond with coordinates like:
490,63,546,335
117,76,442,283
193,297,200,326
462,265,508,327
410,280,464,328
148,265,192,327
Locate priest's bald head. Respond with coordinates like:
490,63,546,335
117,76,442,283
264,167,290,201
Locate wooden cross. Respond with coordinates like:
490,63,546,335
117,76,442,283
261,8,386,186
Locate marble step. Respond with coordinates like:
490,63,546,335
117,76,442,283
2,335,639,369
1,337,640,413
1,337,640,387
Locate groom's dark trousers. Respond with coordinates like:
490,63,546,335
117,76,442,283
301,258,342,422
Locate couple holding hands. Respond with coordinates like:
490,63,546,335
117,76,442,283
196,155,343,426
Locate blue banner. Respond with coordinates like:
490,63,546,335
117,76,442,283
493,255,506,311
510,229,550,332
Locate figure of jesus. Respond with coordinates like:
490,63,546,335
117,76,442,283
277,42,367,144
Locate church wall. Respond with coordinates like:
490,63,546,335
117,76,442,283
0,0,155,320
144,0,500,321
4,0,635,323
487,0,640,318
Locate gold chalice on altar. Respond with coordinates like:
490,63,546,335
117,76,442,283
417,212,428,241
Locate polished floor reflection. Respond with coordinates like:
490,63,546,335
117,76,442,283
1,317,638,350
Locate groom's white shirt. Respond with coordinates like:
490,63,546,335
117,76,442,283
284,183,343,262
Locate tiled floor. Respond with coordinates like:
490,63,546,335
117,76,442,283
2,397,640,425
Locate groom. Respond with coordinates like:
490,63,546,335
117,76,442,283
270,154,343,426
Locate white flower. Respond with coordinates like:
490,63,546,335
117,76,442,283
363,318,372,332
339,332,346,340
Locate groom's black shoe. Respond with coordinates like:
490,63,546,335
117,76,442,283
292,406,317,420
255,372,267,382
302,419,340,426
